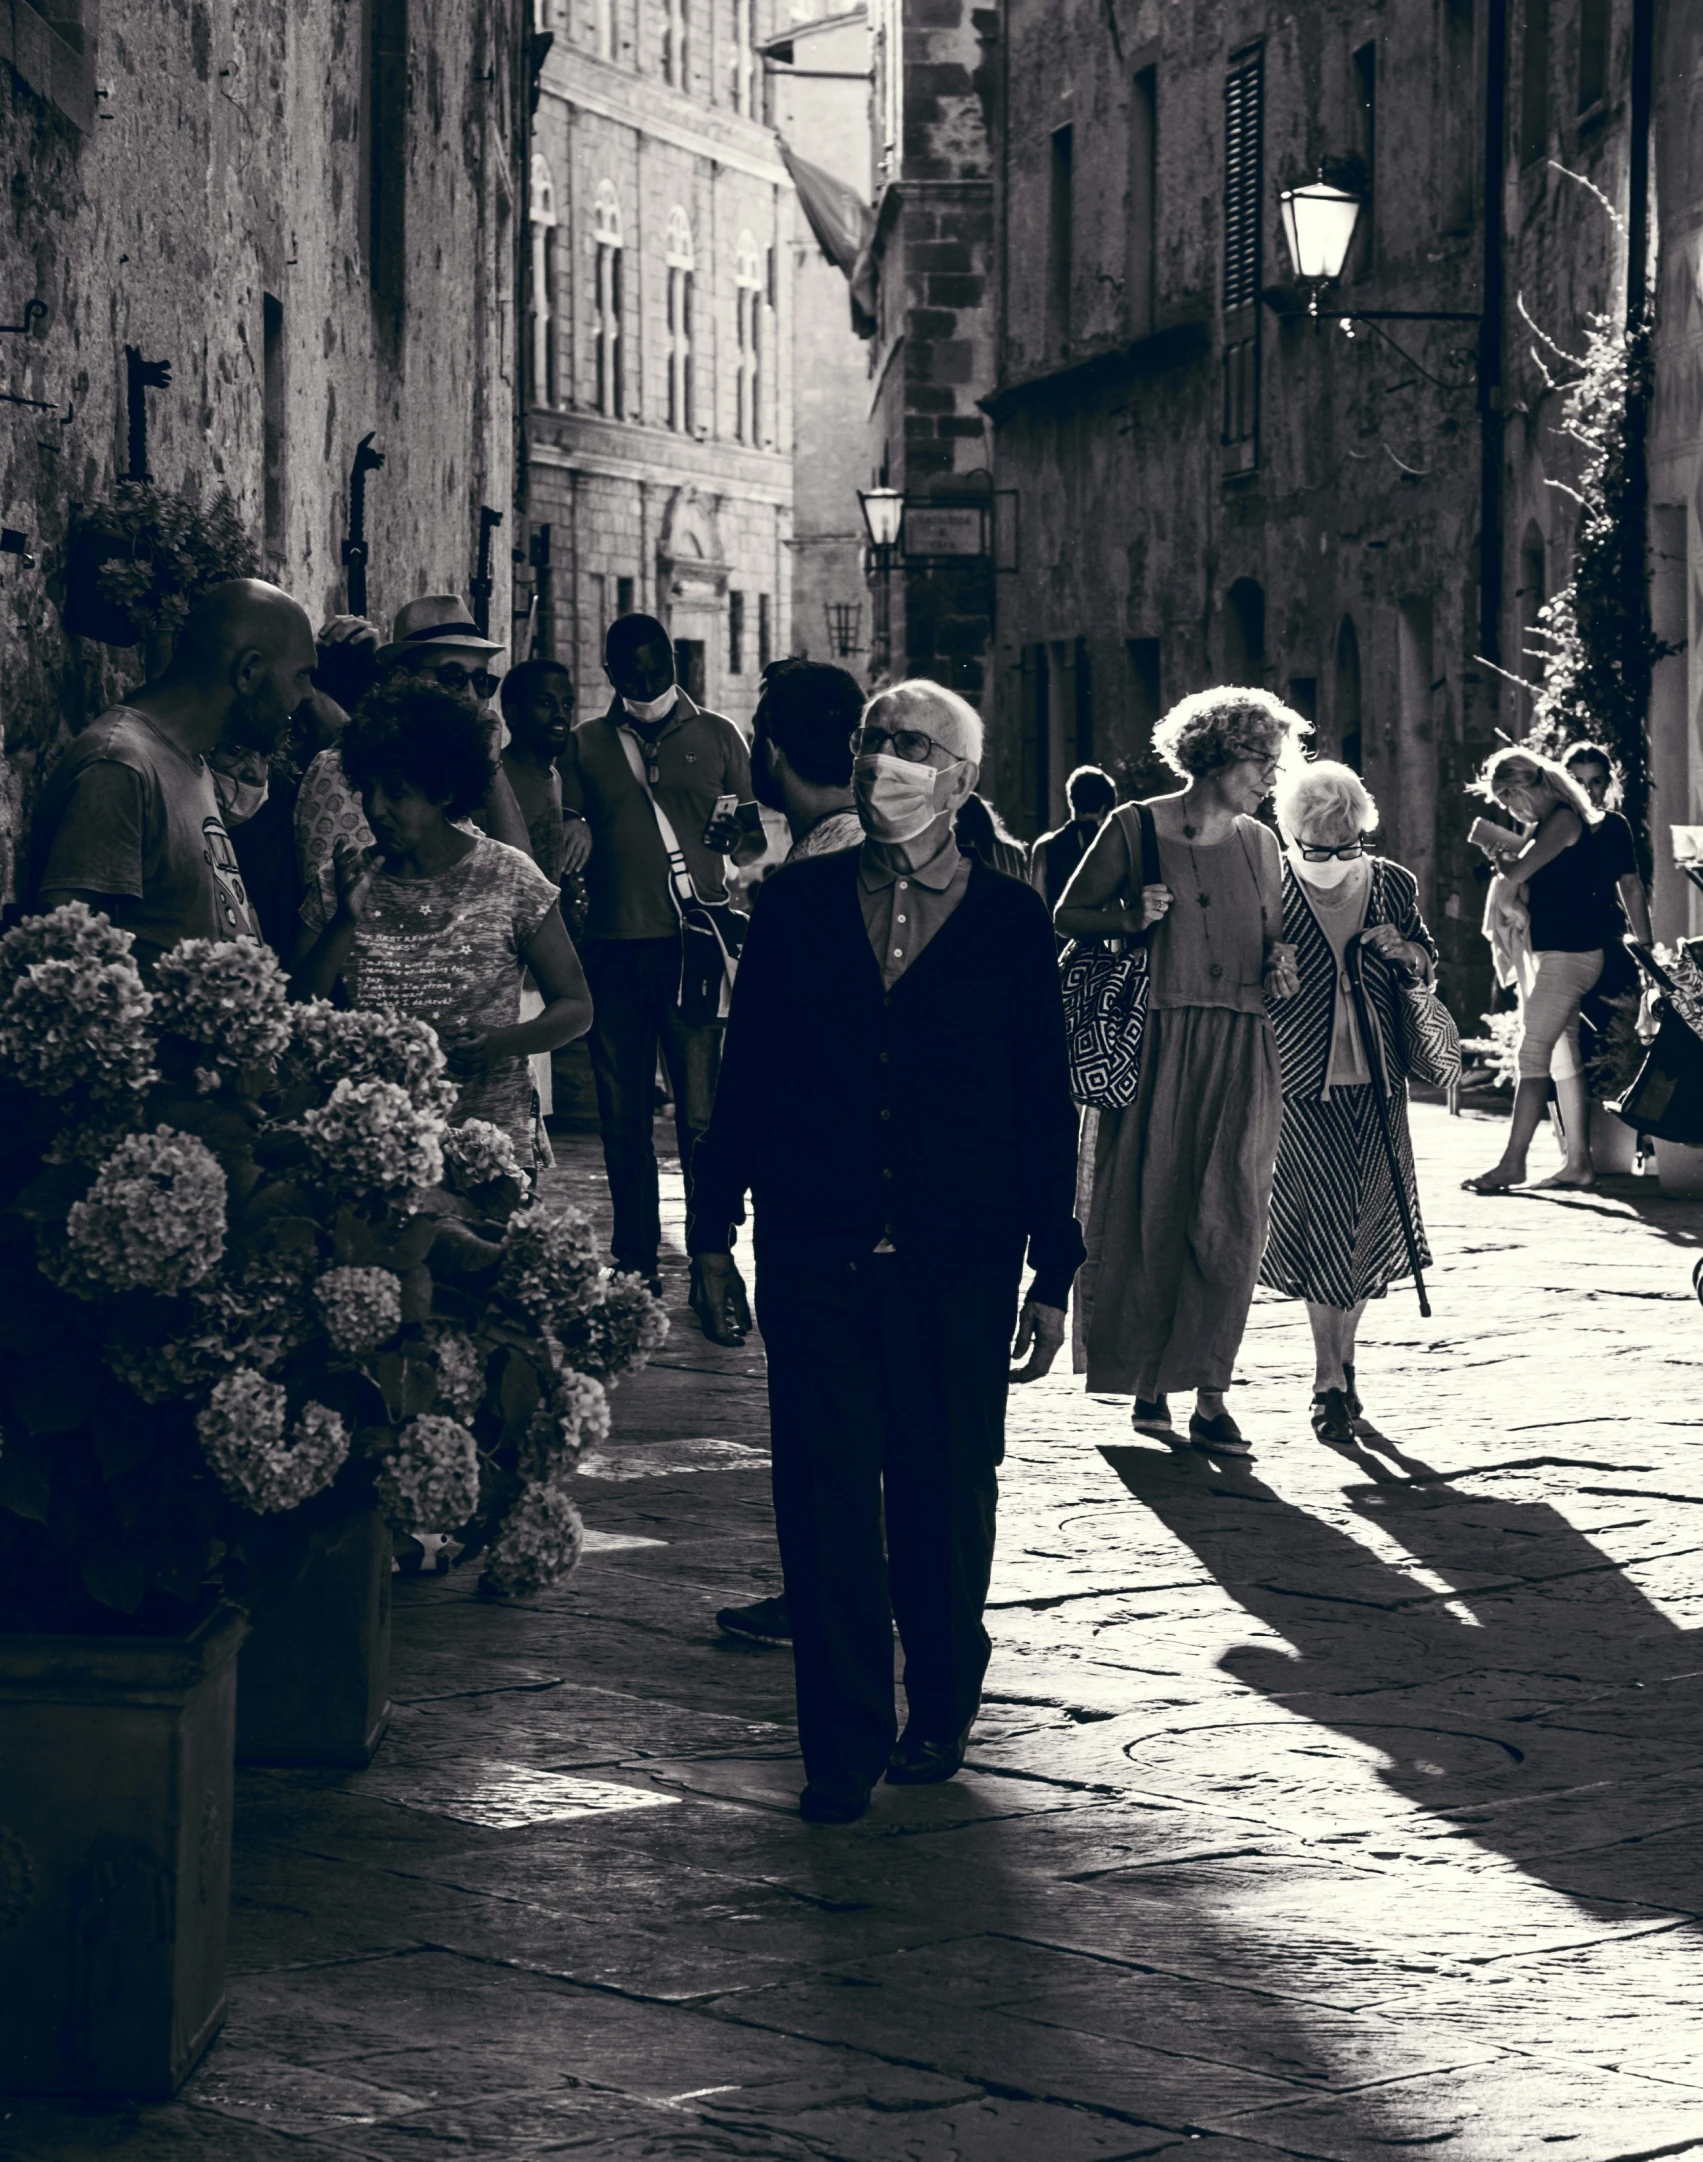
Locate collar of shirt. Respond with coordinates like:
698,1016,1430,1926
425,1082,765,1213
858,829,964,895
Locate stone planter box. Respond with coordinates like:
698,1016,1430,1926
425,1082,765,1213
0,1602,247,2098
1590,1104,1640,1176
236,1508,392,1768
1656,1138,1703,1197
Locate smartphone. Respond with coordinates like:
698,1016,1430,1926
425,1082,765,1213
734,799,766,837
702,793,739,848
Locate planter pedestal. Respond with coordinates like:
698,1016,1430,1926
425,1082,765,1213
236,1508,392,1768
1656,1138,1703,1197
0,1602,247,2098
1590,1104,1640,1176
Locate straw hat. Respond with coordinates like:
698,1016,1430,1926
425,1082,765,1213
375,594,505,668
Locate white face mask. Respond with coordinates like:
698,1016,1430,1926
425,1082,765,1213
622,686,678,722
855,753,946,844
1287,839,1359,890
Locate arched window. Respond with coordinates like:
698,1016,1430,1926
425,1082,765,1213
593,180,624,418
665,208,695,434
1334,615,1362,773
593,0,613,60
732,0,755,114
735,228,762,445
529,152,558,409
663,0,689,88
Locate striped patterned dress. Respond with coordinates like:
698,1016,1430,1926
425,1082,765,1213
1259,856,1435,1311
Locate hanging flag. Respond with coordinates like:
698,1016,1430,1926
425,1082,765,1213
778,141,872,281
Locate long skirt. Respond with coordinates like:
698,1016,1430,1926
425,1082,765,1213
1259,1084,1429,1310
1078,1005,1282,1397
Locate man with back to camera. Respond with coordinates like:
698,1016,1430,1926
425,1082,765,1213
32,577,317,964
560,612,765,1293
711,655,867,1649
1030,763,1118,914
688,678,1085,1824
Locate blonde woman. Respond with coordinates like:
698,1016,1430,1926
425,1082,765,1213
1262,762,1436,1444
1466,746,1604,1192
1056,687,1305,1457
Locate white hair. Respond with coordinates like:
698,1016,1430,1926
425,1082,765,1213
1276,759,1380,842
861,678,985,765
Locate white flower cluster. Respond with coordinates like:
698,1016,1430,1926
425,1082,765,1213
431,1328,487,1418
313,1265,403,1356
150,939,293,1072
287,1002,458,1122
559,1270,670,1387
496,1207,602,1329
442,1118,528,1192
299,1078,444,1200
52,1126,226,1299
482,1481,584,1598
375,1413,481,1534
519,1361,610,1482
0,904,156,1101
196,1373,350,1513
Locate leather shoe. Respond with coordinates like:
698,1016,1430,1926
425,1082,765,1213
798,1779,871,1824
885,1724,970,1785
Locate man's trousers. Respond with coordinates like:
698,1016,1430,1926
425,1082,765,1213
754,1230,1026,1792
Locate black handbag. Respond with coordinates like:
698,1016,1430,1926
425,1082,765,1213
1059,802,1160,1109
1612,1010,1703,1143
620,728,746,1026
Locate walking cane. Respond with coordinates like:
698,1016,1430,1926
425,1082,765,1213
1344,934,1432,1321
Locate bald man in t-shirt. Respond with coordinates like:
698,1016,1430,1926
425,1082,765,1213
32,579,316,967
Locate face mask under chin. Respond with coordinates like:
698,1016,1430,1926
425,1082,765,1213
622,685,678,722
856,753,944,844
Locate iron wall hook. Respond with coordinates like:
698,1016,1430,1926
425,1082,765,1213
0,300,46,337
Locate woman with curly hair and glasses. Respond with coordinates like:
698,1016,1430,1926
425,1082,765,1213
294,679,592,1177
1056,687,1306,1456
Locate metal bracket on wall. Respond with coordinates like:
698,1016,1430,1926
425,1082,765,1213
342,433,385,618
0,300,46,336
471,506,504,638
0,528,35,567
125,347,172,481
0,390,72,423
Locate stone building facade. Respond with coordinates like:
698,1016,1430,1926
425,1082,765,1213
984,0,1703,1015
0,0,527,897
860,0,998,697
524,0,797,734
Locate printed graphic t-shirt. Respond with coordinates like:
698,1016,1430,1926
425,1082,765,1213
32,706,259,965
339,834,561,1168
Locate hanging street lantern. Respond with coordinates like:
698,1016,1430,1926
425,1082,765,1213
1278,174,1364,313
857,485,905,560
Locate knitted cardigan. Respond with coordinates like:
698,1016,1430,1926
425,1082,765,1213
1268,856,1437,1103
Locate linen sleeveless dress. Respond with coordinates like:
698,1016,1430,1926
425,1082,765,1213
1077,811,1283,1397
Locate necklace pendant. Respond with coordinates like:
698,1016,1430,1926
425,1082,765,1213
1182,822,1198,839
1197,892,1211,907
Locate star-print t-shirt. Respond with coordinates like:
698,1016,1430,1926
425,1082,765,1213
340,834,562,1168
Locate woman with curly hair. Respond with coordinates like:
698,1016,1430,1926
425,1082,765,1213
1465,745,1611,1193
294,679,592,1176
1056,687,1305,1455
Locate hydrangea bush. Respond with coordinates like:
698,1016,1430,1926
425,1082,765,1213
0,908,666,1629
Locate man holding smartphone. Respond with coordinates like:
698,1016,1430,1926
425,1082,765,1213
560,613,765,1291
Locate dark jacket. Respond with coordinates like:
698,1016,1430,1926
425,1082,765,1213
687,848,1086,1308
1269,857,1437,1102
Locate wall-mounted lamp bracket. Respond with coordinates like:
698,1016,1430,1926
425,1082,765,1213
0,300,46,337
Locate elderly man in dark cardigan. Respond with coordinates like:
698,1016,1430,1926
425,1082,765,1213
687,679,1085,1825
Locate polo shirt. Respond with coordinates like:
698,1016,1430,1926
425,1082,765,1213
857,831,973,990
561,691,753,941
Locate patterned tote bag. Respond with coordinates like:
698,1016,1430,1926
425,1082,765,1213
1059,803,1160,1109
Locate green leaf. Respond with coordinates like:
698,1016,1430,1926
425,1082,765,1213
81,1544,146,1614
374,1351,437,1424
429,1282,477,1325
0,1427,53,1521
333,1205,384,1268
14,1164,90,1226
91,1414,159,1479
0,1279,78,1353
499,1350,541,1426
9,1352,99,1434
397,1265,434,1324
379,1216,438,1270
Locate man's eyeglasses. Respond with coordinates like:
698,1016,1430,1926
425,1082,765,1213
850,723,960,765
1295,839,1366,863
432,662,501,698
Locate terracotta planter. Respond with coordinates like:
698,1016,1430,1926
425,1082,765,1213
0,1602,247,2098
236,1508,392,1768
1590,1104,1639,1176
1657,1139,1703,1197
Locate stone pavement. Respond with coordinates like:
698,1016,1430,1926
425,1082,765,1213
7,1104,1703,2162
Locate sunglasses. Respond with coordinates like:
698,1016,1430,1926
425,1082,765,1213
850,724,961,765
1294,839,1366,862
431,662,501,698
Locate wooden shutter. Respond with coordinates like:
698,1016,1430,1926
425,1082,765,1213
1221,45,1262,474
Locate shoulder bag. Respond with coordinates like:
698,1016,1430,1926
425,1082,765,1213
1059,802,1160,1109
618,730,747,1027
1374,868,1461,1089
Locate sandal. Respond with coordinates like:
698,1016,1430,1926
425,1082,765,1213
1343,1362,1363,1420
1311,1388,1356,1445
1189,1409,1253,1457
1462,1171,1521,1194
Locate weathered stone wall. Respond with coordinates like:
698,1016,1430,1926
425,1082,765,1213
985,0,1687,1020
0,0,524,899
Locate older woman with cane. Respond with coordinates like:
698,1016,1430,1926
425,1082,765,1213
1261,763,1438,1445
1056,687,1304,1457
